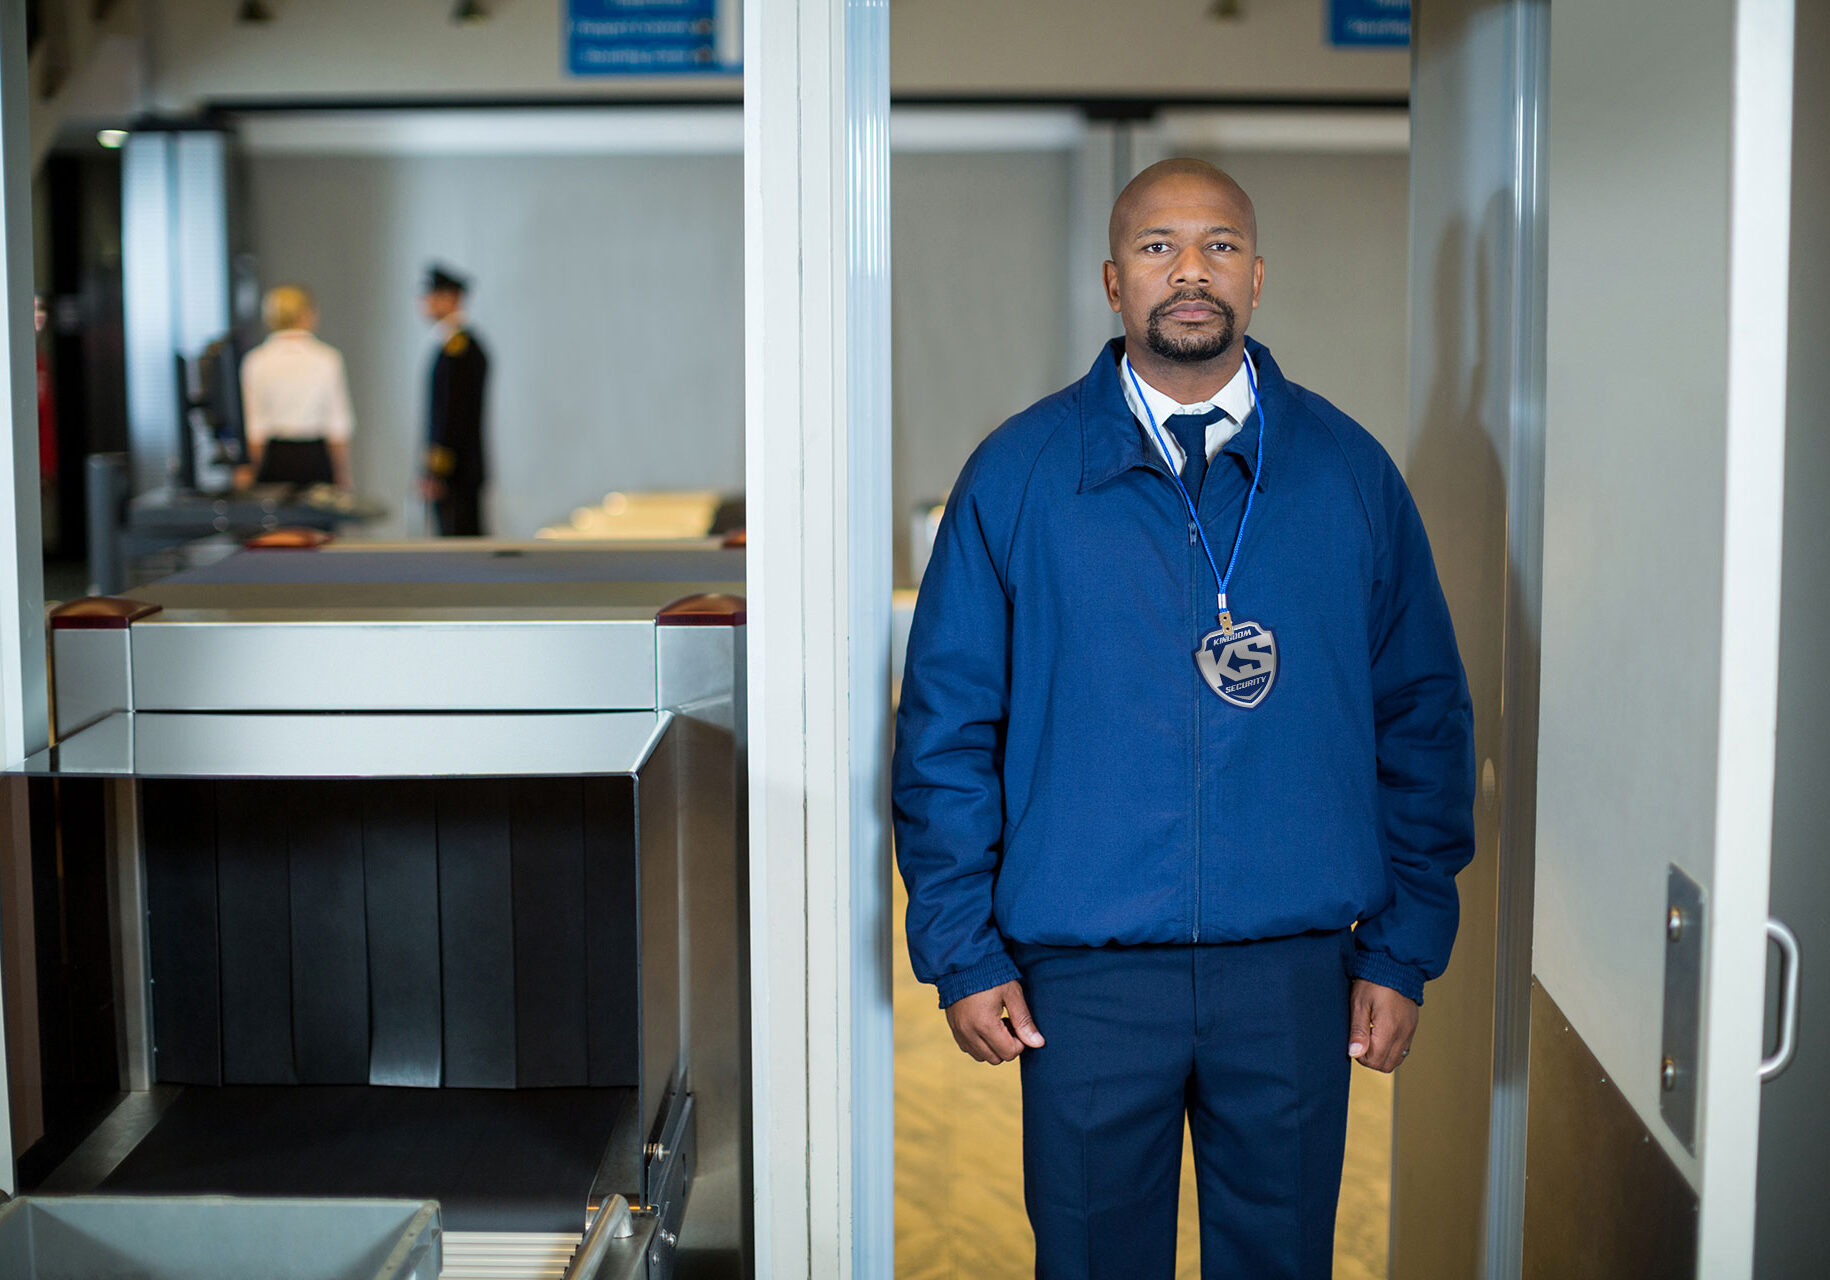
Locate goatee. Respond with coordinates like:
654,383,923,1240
1146,292,1237,364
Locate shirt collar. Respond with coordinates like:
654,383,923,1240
1080,338,1275,494
1119,351,1256,438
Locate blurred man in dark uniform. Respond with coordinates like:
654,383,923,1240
420,264,489,536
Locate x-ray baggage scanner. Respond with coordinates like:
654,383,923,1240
11,541,748,1280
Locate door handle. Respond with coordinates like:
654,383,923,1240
1761,917,1801,1083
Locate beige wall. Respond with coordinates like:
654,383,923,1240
143,0,1405,110
242,142,1077,551
891,149,1076,584
1196,148,1411,462
244,151,746,539
891,141,1409,584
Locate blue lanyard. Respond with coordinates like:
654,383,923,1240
1126,356,1266,631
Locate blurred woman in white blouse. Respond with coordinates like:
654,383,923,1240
237,284,355,489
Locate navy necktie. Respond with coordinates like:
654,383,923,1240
1166,406,1226,500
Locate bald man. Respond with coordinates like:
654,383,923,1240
893,160,1474,1278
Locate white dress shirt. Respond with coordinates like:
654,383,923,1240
1120,352,1257,472
239,330,355,449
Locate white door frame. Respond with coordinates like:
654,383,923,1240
1531,0,1797,1274
1699,0,1795,1270
744,0,894,1274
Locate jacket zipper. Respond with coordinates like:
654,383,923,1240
1189,517,1203,944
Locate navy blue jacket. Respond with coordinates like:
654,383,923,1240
893,338,1475,1007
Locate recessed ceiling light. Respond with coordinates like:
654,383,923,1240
97,129,129,149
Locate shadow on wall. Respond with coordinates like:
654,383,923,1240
1388,195,1522,1280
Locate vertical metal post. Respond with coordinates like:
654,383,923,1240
107,779,153,1093
1399,2,1548,1275
121,129,230,497
1483,9,1550,1273
0,0,51,1193
745,0,893,1274
844,3,894,1275
120,133,177,496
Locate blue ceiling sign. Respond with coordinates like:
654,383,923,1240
566,0,740,76
1329,0,1410,48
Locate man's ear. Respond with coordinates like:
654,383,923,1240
1103,260,1121,313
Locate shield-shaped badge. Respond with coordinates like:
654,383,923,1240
1194,621,1278,709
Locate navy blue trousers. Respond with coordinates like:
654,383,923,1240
1013,931,1354,1280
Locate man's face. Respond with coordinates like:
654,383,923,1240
1103,172,1263,368
422,288,460,323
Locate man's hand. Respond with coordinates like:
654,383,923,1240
1347,979,1418,1072
945,980,1046,1065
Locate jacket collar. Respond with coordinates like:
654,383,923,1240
1079,335,1282,494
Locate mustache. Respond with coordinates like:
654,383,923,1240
1149,289,1232,321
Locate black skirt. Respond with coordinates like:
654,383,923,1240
257,438,334,486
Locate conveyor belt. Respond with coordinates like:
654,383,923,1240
97,1085,635,1233
152,548,744,587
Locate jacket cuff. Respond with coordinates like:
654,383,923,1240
1351,948,1427,1006
933,952,1023,1009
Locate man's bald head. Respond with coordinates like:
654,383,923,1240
1108,159,1258,260
1101,157,1264,394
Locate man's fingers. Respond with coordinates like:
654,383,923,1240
1348,981,1421,1072
943,980,1044,1064
960,1030,993,1064
982,1014,1025,1062
952,1019,997,1063
1347,987,1375,1060
965,1020,1019,1064
1002,983,1046,1048
1372,1024,1418,1073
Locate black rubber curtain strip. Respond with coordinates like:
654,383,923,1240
140,774,646,1090
439,779,519,1088
585,777,641,1087
288,783,370,1082
512,778,591,1087
364,781,444,1087
143,780,222,1085
216,781,297,1084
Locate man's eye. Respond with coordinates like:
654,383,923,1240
1209,242,1235,253
1143,242,1171,253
